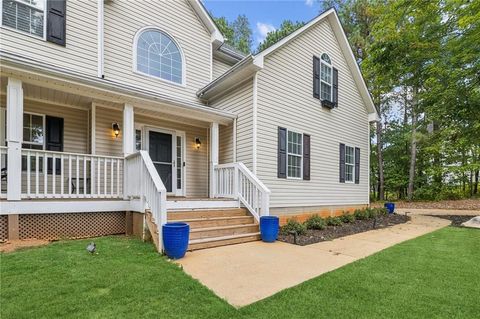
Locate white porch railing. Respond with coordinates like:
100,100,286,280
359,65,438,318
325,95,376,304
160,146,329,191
0,146,7,198
125,151,167,252
214,162,270,221
20,149,124,199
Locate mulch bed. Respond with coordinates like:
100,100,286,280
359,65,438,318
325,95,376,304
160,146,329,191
371,199,480,210
426,215,475,227
278,214,410,246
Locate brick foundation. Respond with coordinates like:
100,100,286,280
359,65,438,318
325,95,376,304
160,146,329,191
274,205,368,226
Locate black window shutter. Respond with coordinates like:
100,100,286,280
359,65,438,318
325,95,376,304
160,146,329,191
47,0,67,46
303,134,310,180
277,127,287,178
339,143,345,183
355,147,360,184
313,56,320,99
333,67,338,107
46,116,64,174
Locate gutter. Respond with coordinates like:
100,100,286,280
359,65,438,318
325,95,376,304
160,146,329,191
0,51,237,121
197,55,254,98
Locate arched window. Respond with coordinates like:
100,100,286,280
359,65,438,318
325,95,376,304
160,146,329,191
135,28,184,84
320,53,332,101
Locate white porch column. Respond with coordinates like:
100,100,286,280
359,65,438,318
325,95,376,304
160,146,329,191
209,122,219,198
6,78,23,200
123,104,134,156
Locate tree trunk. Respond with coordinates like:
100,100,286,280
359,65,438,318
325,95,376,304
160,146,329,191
474,170,479,195
407,91,417,202
376,121,385,200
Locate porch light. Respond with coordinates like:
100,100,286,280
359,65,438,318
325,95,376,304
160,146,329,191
195,137,202,149
112,123,120,138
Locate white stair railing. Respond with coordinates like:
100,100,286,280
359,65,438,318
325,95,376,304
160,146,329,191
125,151,167,252
214,162,270,221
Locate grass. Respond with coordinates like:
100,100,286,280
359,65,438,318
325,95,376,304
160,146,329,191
1,227,479,318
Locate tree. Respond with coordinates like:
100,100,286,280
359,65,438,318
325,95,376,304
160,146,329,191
232,14,253,54
257,20,305,52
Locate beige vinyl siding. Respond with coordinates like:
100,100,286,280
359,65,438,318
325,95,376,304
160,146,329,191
23,100,88,154
219,123,234,163
94,107,209,197
95,107,123,157
212,57,233,80
135,114,209,198
0,0,97,76
103,0,211,103
211,80,253,170
256,19,369,208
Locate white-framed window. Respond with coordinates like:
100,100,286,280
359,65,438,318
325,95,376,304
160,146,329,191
1,0,46,39
345,145,355,183
287,130,302,178
320,53,332,101
22,112,45,150
134,28,184,85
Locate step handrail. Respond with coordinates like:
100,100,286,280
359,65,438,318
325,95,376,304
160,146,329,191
125,151,167,252
214,162,270,221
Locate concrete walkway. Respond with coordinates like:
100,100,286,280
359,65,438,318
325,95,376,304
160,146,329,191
177,215,450,307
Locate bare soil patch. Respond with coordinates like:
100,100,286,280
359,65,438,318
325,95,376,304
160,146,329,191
0,239,51,253
372,199,480,210
426,215,476,227
278,214,410,246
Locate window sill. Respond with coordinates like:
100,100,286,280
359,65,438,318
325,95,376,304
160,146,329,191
133,70,187,88
321,100,336,109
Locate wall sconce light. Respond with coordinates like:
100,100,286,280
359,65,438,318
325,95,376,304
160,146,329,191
112,123,120,138
195,137,202,149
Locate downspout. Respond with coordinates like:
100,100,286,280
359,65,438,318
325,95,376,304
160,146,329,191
252,72,258,174
97,0,104,78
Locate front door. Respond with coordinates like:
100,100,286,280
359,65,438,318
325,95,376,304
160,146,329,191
148,130,174,193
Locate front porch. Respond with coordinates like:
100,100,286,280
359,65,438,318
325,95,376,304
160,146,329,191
0,74,270,251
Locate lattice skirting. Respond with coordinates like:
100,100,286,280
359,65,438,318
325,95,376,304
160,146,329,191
0,215,7,241
17,212,126,240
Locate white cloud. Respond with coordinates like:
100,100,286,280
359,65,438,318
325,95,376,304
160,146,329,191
305,0,314,7
256,22,276,44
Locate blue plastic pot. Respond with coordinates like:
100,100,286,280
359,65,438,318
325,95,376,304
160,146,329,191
384,202,395,214
162,222,190,259
260,216,279,243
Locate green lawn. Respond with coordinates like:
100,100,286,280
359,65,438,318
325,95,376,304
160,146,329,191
1,227,479,319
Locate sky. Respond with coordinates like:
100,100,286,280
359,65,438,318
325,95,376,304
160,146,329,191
203,0,321,49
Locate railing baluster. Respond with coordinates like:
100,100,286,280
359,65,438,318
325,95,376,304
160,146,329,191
110,158,114,196
35,152,39,197
104,158,107,196
68,155,72,195
44,153,48,196
27,151,31,197
76,155,80,196
97,158,101,197
61,154,64,197
117,159,120,196
83,156,87,196
52,154,56,197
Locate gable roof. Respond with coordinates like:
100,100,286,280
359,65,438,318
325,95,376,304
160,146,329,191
188,0,224,47
198,8,379,121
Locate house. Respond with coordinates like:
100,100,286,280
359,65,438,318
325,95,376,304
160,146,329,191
0,0,378,251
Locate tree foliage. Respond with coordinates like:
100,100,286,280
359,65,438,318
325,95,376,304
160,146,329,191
213,14,253,54
256,20,305,52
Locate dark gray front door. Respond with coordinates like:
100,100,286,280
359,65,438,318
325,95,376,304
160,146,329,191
149,131,173,192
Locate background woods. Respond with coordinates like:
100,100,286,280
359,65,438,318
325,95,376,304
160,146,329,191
212,0,480,201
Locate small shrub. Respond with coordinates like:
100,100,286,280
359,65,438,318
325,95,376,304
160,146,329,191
376,207,388,216
354,209,368,220
280,218,307,235
326,216,343,226
304,214,326,230
341,211,355,223
365,208,377,219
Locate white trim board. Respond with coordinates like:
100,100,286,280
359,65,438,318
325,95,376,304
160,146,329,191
0,200,131,214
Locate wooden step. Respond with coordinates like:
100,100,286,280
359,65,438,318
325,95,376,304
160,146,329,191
189,223,259,240
188,232,261,250
169,216,255,229
168,208,248,221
